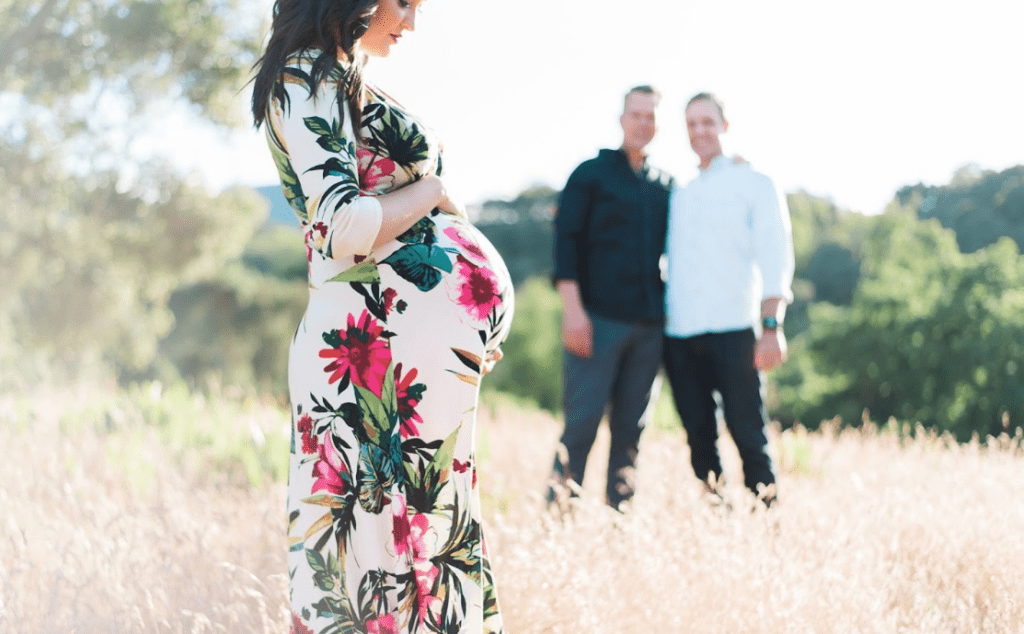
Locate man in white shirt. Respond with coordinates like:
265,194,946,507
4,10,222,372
664,92,794,506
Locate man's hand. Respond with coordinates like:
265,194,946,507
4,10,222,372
557,280,593,358
754,329,787,371
562,308,593,358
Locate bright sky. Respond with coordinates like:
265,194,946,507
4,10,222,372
186,0,1023,214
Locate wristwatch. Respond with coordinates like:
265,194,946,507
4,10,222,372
762,316,780,330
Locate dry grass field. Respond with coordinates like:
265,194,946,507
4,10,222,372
2,385,1023,633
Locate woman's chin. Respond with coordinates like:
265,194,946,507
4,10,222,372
361,44,391,58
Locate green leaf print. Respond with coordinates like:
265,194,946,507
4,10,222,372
303,116,340,149
396,215,437,245
325,259,381,284
380,361,396,420
354,362,396,445
357,443,396,514
311,595,357,629
483,556,501,619
381,243,453,292
317,137,344,153
267,113,306,215
322,329,344,349
289,509,303,553
358,569,395,618
303,116,332,135
308,156,356,179
379,108,430,167
404,460,421,491
403,459,438,515
429,424,461,485
306,547,329,574
268,142,307,218
355,386,389,445
301,493,353,509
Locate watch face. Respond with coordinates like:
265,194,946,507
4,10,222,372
762,317,779,329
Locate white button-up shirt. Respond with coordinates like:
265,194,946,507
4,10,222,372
665,155,795,338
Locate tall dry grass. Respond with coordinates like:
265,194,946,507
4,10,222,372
2,387,1023,633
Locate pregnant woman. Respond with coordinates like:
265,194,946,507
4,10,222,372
250,1,513,632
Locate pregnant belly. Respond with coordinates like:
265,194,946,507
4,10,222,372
374,212,509,287
369,211,513,329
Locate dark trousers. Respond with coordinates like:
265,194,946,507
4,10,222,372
663,328,776,497
550,316,663,508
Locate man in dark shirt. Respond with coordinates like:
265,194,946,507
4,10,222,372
548,85,675,511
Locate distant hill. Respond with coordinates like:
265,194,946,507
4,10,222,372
254,185,298,227
474,185,558,287
896,164,1024,253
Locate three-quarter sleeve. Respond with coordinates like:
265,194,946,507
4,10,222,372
552,163,595,282
270,71,383,259
752,175,795,303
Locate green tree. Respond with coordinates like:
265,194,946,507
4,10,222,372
776,208,1024,439
475,184,557,287
781,191,875,337
897,164,1024,254
240,225,308,282
1,0,268,386
159,263,306,394
1,0,260,126
482,278,563,412
0,130,266,383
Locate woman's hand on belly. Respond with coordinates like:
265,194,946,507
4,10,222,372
436,184,467,220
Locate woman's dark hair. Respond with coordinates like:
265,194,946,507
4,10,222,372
250,0,380,132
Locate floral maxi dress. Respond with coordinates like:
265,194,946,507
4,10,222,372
265,53,512,634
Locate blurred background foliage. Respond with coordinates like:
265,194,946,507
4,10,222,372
2,0,1022,441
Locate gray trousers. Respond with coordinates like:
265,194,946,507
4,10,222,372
550,315,663,508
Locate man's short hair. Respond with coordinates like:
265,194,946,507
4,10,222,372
624,85,661,111
686,92,726,120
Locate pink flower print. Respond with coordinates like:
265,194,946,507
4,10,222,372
393,503,435,564
452,255,502,322
381,287,398,316
311,439,349,497
398,512,431,562
319,310,392,397
391,493,413,558
296,413,318,455
391,510,440,626
291,612,315,634
394,363,424,438
356,149,397,193
443,226,488,263
392,500,442,622
455,458,478,488
414,560,441,624
307,222,328,254
365,614,398,634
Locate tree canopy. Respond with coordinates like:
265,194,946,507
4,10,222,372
1,0,268,386
1,0,261,125
897,165,1024,254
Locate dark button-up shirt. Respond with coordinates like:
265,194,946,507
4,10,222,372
553,148,675,323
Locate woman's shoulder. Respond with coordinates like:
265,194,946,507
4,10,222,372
278,48,347,85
